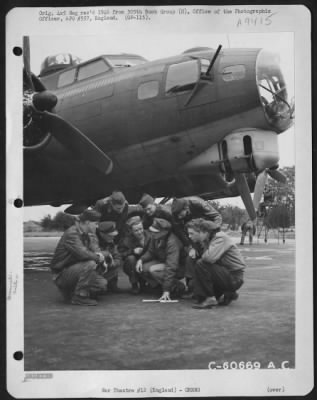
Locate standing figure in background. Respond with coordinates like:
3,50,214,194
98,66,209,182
118,216,152,294
240,220,256,245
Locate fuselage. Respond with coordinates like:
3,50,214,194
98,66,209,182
24,48,293,206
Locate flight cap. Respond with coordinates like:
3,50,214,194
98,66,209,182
98,221,118,236
149,218,171,233
126,216,143,228
110,191,126,206
80,209,101,222
139,194,154,208
171,198,188,215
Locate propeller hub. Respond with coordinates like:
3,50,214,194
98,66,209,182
32,91,58,112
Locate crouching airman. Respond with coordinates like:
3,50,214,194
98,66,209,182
90,221,123,294
136,218,185,301
118,216,152,294
186,218,246,309
50,210,107,306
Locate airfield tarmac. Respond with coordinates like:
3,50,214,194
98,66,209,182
24,235,295,371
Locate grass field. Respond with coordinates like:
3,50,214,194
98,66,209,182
24,237,295,371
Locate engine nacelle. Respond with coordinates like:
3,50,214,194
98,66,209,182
222,128,279,172
180,128,279,180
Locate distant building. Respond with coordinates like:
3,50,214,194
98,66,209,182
24,221,42,232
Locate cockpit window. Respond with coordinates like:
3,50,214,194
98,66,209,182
165,60,199,94
107,57,147,68
200,59,210,74
77,59,110,81
47,54,71,67
222,65,246,81
58,68,76,88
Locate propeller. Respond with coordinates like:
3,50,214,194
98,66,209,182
234,166,287,221
23,36,113,175
252,170,268,213
40,111,113,174
23,36,58,127
267,168,287,183
233,172,257,221
23,36,34,91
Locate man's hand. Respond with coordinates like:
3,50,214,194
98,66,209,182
159,291,171,301
136,259,143,273
96,252,105,263
102,261,108,274
134,247,143,256
188,248,197,259
107,253,114,267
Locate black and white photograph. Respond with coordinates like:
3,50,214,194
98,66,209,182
6,4,313,397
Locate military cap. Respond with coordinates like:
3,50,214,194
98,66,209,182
110,191,126,205
171,198,188,215
126,215,143,227
139,193,154,208
149,218,172,232
98,221,118,236
79,209,101,222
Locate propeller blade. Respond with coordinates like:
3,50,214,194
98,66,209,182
267,169,287,184
23,36,34,91
234,173,256,221
253,170,268,212
40,111,113,175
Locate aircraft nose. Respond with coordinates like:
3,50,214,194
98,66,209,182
256,49,294,133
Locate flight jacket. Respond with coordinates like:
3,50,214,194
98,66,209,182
50,222,100,273
140,231,182,292
201,232,246,273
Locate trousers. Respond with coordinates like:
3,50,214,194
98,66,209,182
122,255,143,285
142,261,185,295
193,260,244,299
54,260,108,299
240,230,253,244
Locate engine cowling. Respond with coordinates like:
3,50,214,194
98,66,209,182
180,128,279,182
220,128,279,177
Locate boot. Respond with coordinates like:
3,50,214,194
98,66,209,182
218,291,239,306
192,296,218,309
107,278,124,294
71,295,97,306
131,283,140,295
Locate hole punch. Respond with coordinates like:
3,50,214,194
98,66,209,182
13,351,23,361
14,198,23,208
13,46,22,56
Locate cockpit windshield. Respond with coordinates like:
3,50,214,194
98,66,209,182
256,49,294,132
106,56,147,68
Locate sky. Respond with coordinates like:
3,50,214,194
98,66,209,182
23,30,295,221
